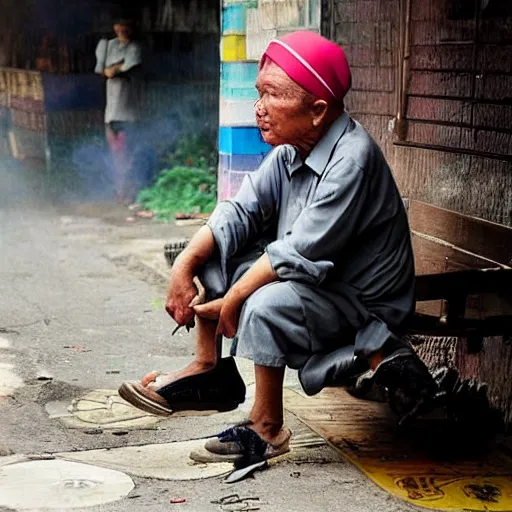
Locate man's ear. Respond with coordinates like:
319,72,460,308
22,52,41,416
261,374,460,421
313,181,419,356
311,100,329,127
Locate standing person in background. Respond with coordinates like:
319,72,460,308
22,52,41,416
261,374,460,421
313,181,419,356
95,18,143,204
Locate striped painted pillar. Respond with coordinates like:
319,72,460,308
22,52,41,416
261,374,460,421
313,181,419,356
218,0,321,200
218,1,271,201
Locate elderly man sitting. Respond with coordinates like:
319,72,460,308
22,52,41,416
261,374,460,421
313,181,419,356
120,32,435,464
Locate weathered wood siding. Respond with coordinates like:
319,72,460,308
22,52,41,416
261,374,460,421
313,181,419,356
324,0,512,227
324,0,512,424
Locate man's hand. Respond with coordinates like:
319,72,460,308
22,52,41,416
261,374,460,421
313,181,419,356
104,67,116,78
165,263,197,327
104,63,123,78
216,289,245,339
164,226,216,327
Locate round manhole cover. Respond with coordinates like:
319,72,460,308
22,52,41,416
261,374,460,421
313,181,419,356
0,459,134,509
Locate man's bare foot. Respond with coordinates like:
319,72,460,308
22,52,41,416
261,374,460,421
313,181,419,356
141,360,216,390
247,410,285,445
249,423,290,447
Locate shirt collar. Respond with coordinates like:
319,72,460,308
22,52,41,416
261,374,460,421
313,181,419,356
287,149,304,175
288,112,350,176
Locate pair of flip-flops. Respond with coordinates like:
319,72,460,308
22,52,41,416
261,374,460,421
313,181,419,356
118,356,246,416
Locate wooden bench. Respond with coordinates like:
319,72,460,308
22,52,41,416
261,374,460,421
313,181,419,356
408,267,512,353
405,200,512,355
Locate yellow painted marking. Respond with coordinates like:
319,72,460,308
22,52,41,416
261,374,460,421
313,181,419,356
284,388,512,511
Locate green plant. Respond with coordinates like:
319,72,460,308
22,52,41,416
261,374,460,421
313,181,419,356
137,166,217,221
166,132,217,171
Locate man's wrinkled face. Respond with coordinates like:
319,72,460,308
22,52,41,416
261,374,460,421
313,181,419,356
254,61,315,147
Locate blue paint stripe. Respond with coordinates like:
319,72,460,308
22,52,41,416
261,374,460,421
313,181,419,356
220,83,258,101
218,127,271,155
222,5,247,34
221,62,258,83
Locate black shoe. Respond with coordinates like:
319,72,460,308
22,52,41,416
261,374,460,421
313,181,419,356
118,357,246,416
346,369,389,403
373,347,438,426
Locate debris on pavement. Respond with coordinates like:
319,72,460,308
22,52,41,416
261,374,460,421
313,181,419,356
211,494,261,511
36,371,54,381
111,430,129,436
170,497,187,504
71,344,88,351
83,429,103,435
64,345,91,352
151,298,164,309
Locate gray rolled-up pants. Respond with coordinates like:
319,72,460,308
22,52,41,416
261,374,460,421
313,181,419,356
198,241,365,368
198,241,408,395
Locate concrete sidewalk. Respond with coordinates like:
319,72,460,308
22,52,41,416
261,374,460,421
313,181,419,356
0,201,418,512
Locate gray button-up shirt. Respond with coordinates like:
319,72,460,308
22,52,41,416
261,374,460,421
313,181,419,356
209,113,415,352
95,38,143,123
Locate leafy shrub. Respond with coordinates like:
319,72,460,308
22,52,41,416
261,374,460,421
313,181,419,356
137,166,217,220
166,132,217,171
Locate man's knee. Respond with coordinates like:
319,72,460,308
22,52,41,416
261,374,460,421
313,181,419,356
236,282,308,368
198,257,226,300
243,282,302,325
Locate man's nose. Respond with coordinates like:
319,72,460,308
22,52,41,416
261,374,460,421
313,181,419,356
254,99,265,116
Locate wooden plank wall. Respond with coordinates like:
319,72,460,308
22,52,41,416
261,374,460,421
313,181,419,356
323,0,512,227
323,0,398,157
404,0,512,159
322,0,512,421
